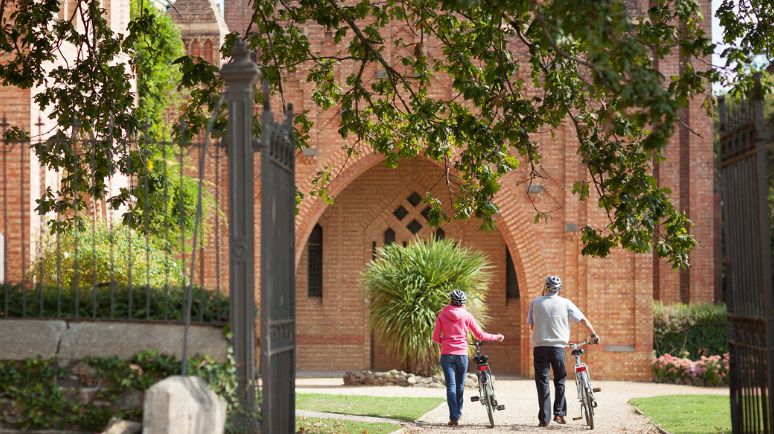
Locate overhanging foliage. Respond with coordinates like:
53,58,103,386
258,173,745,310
1,0,770,268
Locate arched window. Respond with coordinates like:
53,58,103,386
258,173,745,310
203,40,213,64
506,247,519,299
384,228,396,245
434,228,445,240
192,40,200,58
307,224,323,297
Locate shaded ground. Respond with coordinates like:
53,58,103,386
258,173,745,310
296,376,728,433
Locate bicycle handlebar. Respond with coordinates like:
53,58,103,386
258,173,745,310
566,337,599,349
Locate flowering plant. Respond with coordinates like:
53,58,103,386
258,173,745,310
652,353,729,386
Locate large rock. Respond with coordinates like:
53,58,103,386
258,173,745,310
0,319,66,360
58,322,227,362
101,417,141,434
143,376,226,434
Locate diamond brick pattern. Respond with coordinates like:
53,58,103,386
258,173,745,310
393,205,408,220
407,192,422,207
407,219,422,234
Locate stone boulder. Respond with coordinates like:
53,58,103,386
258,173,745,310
143,376,226,434
101,418,141,434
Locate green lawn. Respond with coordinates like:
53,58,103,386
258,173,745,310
296,416,400,434
296,393,444,422
629,395,731,434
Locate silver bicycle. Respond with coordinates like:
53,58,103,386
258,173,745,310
568,338,601,430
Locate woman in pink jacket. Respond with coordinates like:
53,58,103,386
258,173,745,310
432,289,504,426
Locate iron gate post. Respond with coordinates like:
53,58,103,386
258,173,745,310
259,79,297,432
221,40,260,432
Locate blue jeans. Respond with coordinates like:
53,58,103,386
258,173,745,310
440,354,468,422
533,346,567,424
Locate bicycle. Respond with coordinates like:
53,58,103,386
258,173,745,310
469,341,505,428
568,338,602,430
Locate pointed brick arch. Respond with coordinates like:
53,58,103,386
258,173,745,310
191,40,201,57
296,156,543,292
203,40,214,63
293,157,537,375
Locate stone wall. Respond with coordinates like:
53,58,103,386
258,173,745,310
0,319,227,433
0,319,227,362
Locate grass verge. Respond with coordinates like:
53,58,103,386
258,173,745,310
296,416,400,433
629,395,730,434
297,393,443,422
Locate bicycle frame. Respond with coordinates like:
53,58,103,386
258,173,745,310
568,338,602,430
470,341,505,427
569,340,597,406
472,341,492,398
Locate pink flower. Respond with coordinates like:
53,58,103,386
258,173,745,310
652,352,728,386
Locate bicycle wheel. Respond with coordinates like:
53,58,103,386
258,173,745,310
583,378,595,429
484,386,495,428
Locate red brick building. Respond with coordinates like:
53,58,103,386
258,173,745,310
219,0,717,379
0,0,718,380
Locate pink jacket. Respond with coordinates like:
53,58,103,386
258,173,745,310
432,305,498,355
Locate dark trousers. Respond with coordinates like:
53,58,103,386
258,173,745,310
533,346,567,424
440,354,468,421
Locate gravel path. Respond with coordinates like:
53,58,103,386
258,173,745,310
296,377,728,433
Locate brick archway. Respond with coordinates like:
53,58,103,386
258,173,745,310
295,155,544,286
294,157,544,375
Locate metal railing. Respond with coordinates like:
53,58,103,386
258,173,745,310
720,73,774,434
0,116,229,325
1,42,297,431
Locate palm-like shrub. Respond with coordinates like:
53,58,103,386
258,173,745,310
362,237,491,376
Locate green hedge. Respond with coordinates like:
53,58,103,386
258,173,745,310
1,283,228,323
653,302,727,359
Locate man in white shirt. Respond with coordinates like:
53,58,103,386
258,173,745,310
527,275,600,427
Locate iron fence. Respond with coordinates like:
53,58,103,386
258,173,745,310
0,116,229,325
1,42,297,431
720,74,774,434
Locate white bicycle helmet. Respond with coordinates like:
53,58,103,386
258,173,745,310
545,275,562,293
450,289,468,306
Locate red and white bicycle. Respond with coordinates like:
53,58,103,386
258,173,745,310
469,341,505,428
568,337,601,430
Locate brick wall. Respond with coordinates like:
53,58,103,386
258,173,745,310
223,0,249,36
653,0,716,304
686,0,716,303
0,0,134,284
0,85,31,283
